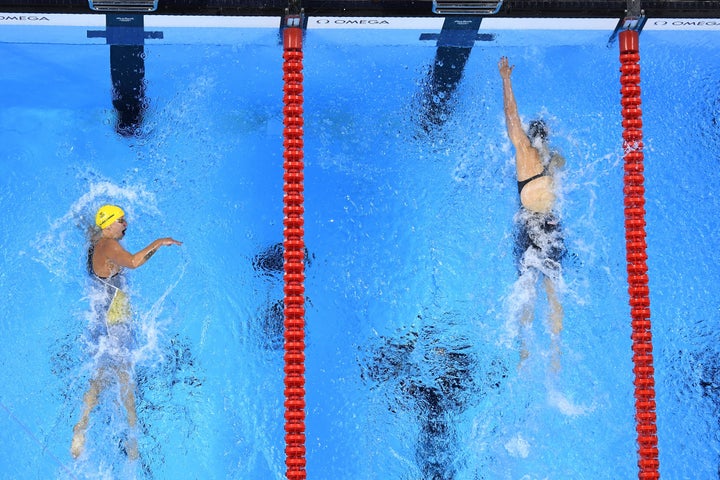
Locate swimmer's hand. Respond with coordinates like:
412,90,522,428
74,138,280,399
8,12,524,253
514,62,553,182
498,56,514,79
159,237,183,247
549,152,566,170
141,237,182,262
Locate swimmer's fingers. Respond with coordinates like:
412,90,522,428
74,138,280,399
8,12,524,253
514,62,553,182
498,57,514,76
161,237,183,246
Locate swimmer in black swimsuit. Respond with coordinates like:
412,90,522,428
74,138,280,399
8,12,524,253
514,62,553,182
87,243,131,325
71,205,182,460
499,57,566,370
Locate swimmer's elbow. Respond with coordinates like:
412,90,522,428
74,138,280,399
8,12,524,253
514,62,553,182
127,261,141,269
128,255,147,269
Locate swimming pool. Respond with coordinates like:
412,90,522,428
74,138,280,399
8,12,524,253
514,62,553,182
0,12,719,479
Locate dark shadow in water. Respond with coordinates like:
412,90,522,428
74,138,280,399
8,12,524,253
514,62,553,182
416,18,494,134
258,299,286,351
361,318,507,479
689,346,720,479
51,327,202,478
87,14,163,138
418,46,473,133
111,44,147,137
252,242,285,277
135,334,203,478
252,242,313,351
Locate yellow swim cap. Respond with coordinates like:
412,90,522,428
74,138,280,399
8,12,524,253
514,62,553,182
96,205,125,229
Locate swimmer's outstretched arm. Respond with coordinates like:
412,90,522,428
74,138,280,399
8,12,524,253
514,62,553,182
105,237,182,270
498,57,533,155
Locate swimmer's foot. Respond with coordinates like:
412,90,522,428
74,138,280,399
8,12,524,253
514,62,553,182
124,435,139,461
550,336,562,373
71,426,86,459
551,353,561,373
518,345,530,371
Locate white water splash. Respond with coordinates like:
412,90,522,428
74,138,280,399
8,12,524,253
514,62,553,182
32,180,159,281
547,386,596,417
504,433,531,458
498,269,538,349
133,249,188,367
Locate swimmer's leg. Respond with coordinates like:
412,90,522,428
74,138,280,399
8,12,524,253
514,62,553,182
118,369,139,461
71,373,105,459
543,276,563,336
543,276,563,372
516,270,538,369
519,303,534,367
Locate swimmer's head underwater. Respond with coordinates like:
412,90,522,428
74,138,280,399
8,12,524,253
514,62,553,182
528,119,548,143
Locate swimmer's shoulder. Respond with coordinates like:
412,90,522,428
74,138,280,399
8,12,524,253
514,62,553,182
91,238,121,277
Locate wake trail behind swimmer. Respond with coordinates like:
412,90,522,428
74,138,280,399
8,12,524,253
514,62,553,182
71,205,182,461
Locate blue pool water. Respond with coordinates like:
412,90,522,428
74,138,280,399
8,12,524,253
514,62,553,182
0,14,719,479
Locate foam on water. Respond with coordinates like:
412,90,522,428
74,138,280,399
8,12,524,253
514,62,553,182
546,386,596,417
32,180,160,282
504,433,530,458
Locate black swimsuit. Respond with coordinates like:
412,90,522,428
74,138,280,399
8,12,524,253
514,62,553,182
87,244,134,362
516,168,549,195
87,244,129,323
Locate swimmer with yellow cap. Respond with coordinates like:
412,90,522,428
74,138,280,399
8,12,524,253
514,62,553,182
89,204,181,278
96,204,126,230
72,204,182,460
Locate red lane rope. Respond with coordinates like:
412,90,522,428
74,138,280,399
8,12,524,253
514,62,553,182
619,29,660,480
282,26,307,480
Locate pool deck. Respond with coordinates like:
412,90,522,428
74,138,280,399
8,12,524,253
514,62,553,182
2,0,720,18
